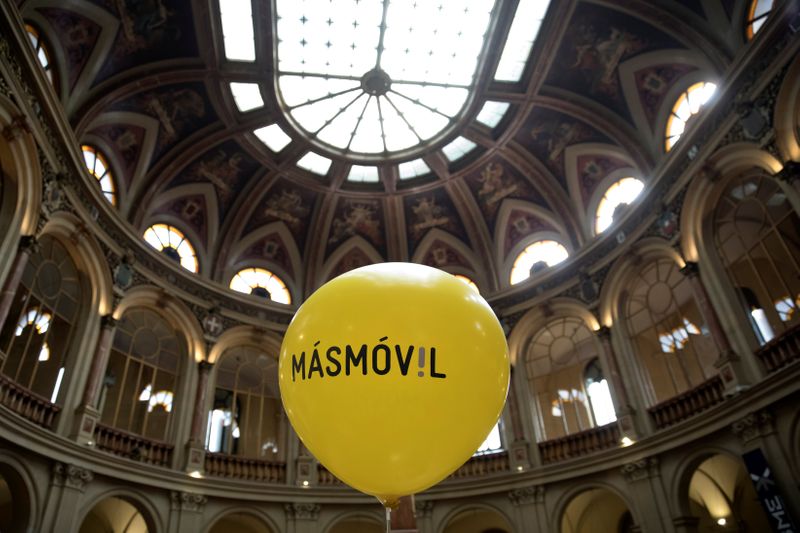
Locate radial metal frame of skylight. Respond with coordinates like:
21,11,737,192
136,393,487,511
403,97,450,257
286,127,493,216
273,0,497,157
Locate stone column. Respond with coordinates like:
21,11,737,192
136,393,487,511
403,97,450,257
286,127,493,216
40,463,93,533
597,326,639,439
185,361,213,473
680,262,750,393
414,500,434,533
285,503,320,533
620,457,672,533
167,491,207,533
506,371,532,472
507,485,547,533
0,236,36,332
72,315,117,445
731,410,800,517
391,495,418,532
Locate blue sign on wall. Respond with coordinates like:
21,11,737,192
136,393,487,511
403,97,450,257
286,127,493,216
742,448,797,532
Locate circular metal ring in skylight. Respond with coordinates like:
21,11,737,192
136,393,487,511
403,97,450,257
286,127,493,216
274,0,496,158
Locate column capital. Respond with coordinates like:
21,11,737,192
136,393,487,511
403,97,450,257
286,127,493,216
679,261,699,278
731,410,773,444
776,160,799,184
198,360,214,373
620,457,659,482
414,500,434,518
285,502,320,521
596,325,612,339
100,314,117,329
170,491,207,513
18,234,38,253
508,485,545,506
52,463,93,492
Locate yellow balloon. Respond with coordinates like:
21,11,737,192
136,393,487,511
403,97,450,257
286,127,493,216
279,263,509,506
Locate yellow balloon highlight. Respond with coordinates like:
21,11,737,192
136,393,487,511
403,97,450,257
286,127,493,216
279,263,509,506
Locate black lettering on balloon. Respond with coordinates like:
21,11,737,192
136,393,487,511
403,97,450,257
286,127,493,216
395,344,414,375
325,346,342,376
292,352,306,382
308,341,324,378
430,347,447,379
345,344,368,375
373,337,391,375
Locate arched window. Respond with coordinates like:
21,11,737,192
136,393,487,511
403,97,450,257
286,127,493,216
595,177,644,234
665,82,717,152
624,258,717,404
526,317,603,440
99,308,184,441
713,175,800,344
583,359,617,426
0,236,81,404
746,0,773,40
24,24,54,85
510,240,568,285
81,145,117,205
229,268,291,304
142,223,199,273
453,274,480,294
206,346,283,460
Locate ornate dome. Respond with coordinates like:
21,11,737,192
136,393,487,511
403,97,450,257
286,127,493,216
0,0,799,532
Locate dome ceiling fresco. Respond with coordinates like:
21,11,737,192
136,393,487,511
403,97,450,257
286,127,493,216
21,0,759,302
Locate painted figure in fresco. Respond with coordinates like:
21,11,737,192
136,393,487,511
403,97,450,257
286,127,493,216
411,196,449,235
531,120,581,162
191,150,244,203
569,24,643,96
116,0,180,51
144,89,205,144
263,189,310,230
328,201,382,246
478,162,518,206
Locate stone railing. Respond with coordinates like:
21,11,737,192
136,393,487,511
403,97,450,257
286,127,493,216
204,453,286,483
0,373,60,429
317,465,345,486
449,451,510,479
757,323,800,373
538,423,620,464
648,376,725,430
93,423,174,467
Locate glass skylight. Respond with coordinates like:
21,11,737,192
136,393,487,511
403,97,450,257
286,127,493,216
510,240,568,285
442,136,477,162
347,165,380,183
476,101,510,128
220,0,255,61
398,158,430,180
230,82,264,112
494,0,550,82
274,0,496,155
746,0,773,39
254,125,292,152
25,24,54,84
297,152,332,175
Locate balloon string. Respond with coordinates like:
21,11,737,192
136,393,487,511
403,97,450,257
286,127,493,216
385,506,391,533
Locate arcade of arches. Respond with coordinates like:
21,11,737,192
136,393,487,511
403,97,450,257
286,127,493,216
0,0,800,532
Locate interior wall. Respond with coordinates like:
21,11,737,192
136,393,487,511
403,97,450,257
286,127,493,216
560,488,630,533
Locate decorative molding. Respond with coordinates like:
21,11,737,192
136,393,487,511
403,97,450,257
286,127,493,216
170,491,207,513
52,463,93,491
507,485,545,506
620,457,659,482
731,410,774,444
285,502,320,520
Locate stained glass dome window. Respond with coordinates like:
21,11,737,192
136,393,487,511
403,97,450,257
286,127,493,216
665,82,717,152
510,240,569,285
595,178,644,234
81,145,117,206
274,0,496,156
229,268,291,305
